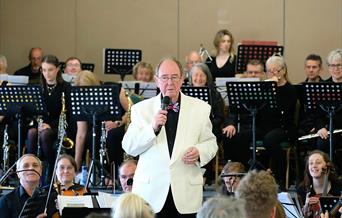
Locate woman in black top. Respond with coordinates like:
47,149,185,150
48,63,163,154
207,29,236,80
26,55,70,185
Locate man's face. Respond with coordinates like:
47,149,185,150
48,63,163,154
30,49,43,70
185,53,202,71
304,60,322,80
245,64,265,79
119,163,136,192
17,156,42,186
64,59,82,76
155,60,184,102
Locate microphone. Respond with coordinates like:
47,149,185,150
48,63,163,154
161,96,170,110
156,96,171,132
16,169,42,177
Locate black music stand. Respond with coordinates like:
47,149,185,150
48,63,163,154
103,48,142,80
302,82,342,161
236,44,284,73
60,62,95,73
181,86,211,104
67,85,122,187
0,85,46,159
226,81,277,164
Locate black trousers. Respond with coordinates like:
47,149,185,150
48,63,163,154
157,188,196,218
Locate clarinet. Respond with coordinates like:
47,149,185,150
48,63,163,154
36,116,43,158
2,124,9,172
99,121,107,186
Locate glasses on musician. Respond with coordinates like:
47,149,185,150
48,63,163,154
327,63,342,69
66,63,81,67
266,68,283,74
158,75,181,82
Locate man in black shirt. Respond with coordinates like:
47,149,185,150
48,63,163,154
14,47,43,84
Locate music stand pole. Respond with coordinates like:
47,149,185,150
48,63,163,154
16,112,23,160
91,113,97,186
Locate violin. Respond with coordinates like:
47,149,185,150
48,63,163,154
54,182,87,196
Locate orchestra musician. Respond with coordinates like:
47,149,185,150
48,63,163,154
132,61,154,82
0,154,57,218
25,55,71,185
73,70,129,174
296,150,341,218
14,47,43,84
207,29,236,79
55,154,86,196
219,161,246,196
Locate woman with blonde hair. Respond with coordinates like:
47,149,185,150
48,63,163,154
208,29,236,79
112,193,155,218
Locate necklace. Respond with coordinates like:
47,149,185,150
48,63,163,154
46,83,57,95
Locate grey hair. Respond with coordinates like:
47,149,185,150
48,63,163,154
326,48,342,65
155,56,184,77
16,154,42,171
189,63,214,88
197,196,246,218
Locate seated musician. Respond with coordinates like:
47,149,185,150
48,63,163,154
296,150,341,218
219,161,246,196
55,154,87,195
222,59,265,167
73,70,129,175
132,61,154,82
0,54,8,123
0,154,57,218
26,55,71,186
118,159,137,193
315,49,342,173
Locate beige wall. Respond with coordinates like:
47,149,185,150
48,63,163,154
0,0,341,83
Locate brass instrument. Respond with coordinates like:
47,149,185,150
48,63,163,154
58,92,74,151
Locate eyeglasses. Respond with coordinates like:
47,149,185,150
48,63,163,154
266,68,283,74
158,75,181,83
328,63,342,69
66,63,81,67
246,71,262,75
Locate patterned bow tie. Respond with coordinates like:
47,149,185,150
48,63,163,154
168,102,180,112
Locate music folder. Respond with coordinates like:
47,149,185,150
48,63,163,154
58,195,93,215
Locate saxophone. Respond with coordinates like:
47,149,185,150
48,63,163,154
58,92,74,152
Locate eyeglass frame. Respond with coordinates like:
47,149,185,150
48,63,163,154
327,63,342,69
157,74,182,83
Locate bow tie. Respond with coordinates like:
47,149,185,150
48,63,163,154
168,102,180,112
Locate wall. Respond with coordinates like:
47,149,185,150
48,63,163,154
0,0,341,83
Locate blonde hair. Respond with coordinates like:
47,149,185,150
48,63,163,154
112,193,154,218
74,70,100,86
213,29,235,60
0,54,8,73
132,61,154,82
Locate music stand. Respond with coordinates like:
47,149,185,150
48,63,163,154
0,85,46,159
226,81,277,164
120,81,158,99
103,48,142,80
60,62,95,73
181,86,211,104
236,44,284,73
67,85,122,187
302,82,342,160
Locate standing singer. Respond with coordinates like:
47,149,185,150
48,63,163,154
122,57,217,217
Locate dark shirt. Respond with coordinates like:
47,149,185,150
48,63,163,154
207,56,236,80
42,81,71,130
210,88,224,141
14,64,41,84
165,96,180,156
0,185,57,218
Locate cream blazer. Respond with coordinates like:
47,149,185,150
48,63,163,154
122,93,218,214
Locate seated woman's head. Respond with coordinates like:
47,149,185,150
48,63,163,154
189,63,213,87
112,193,154,218
74,70,100,86
220,161,246,194
56,154,77,186
132,62,154,82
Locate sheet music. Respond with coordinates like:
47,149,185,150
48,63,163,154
57,195,93,215
0,74,29,84
96,191,120,208
278,192,301,218
215,77,260,106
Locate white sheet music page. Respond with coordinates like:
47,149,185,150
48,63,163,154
57,195,93,215
96,191,120,208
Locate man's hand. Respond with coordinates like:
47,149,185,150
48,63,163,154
317,128,328,139
222,125,236,138
152,109,168,132
182,147,199,165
